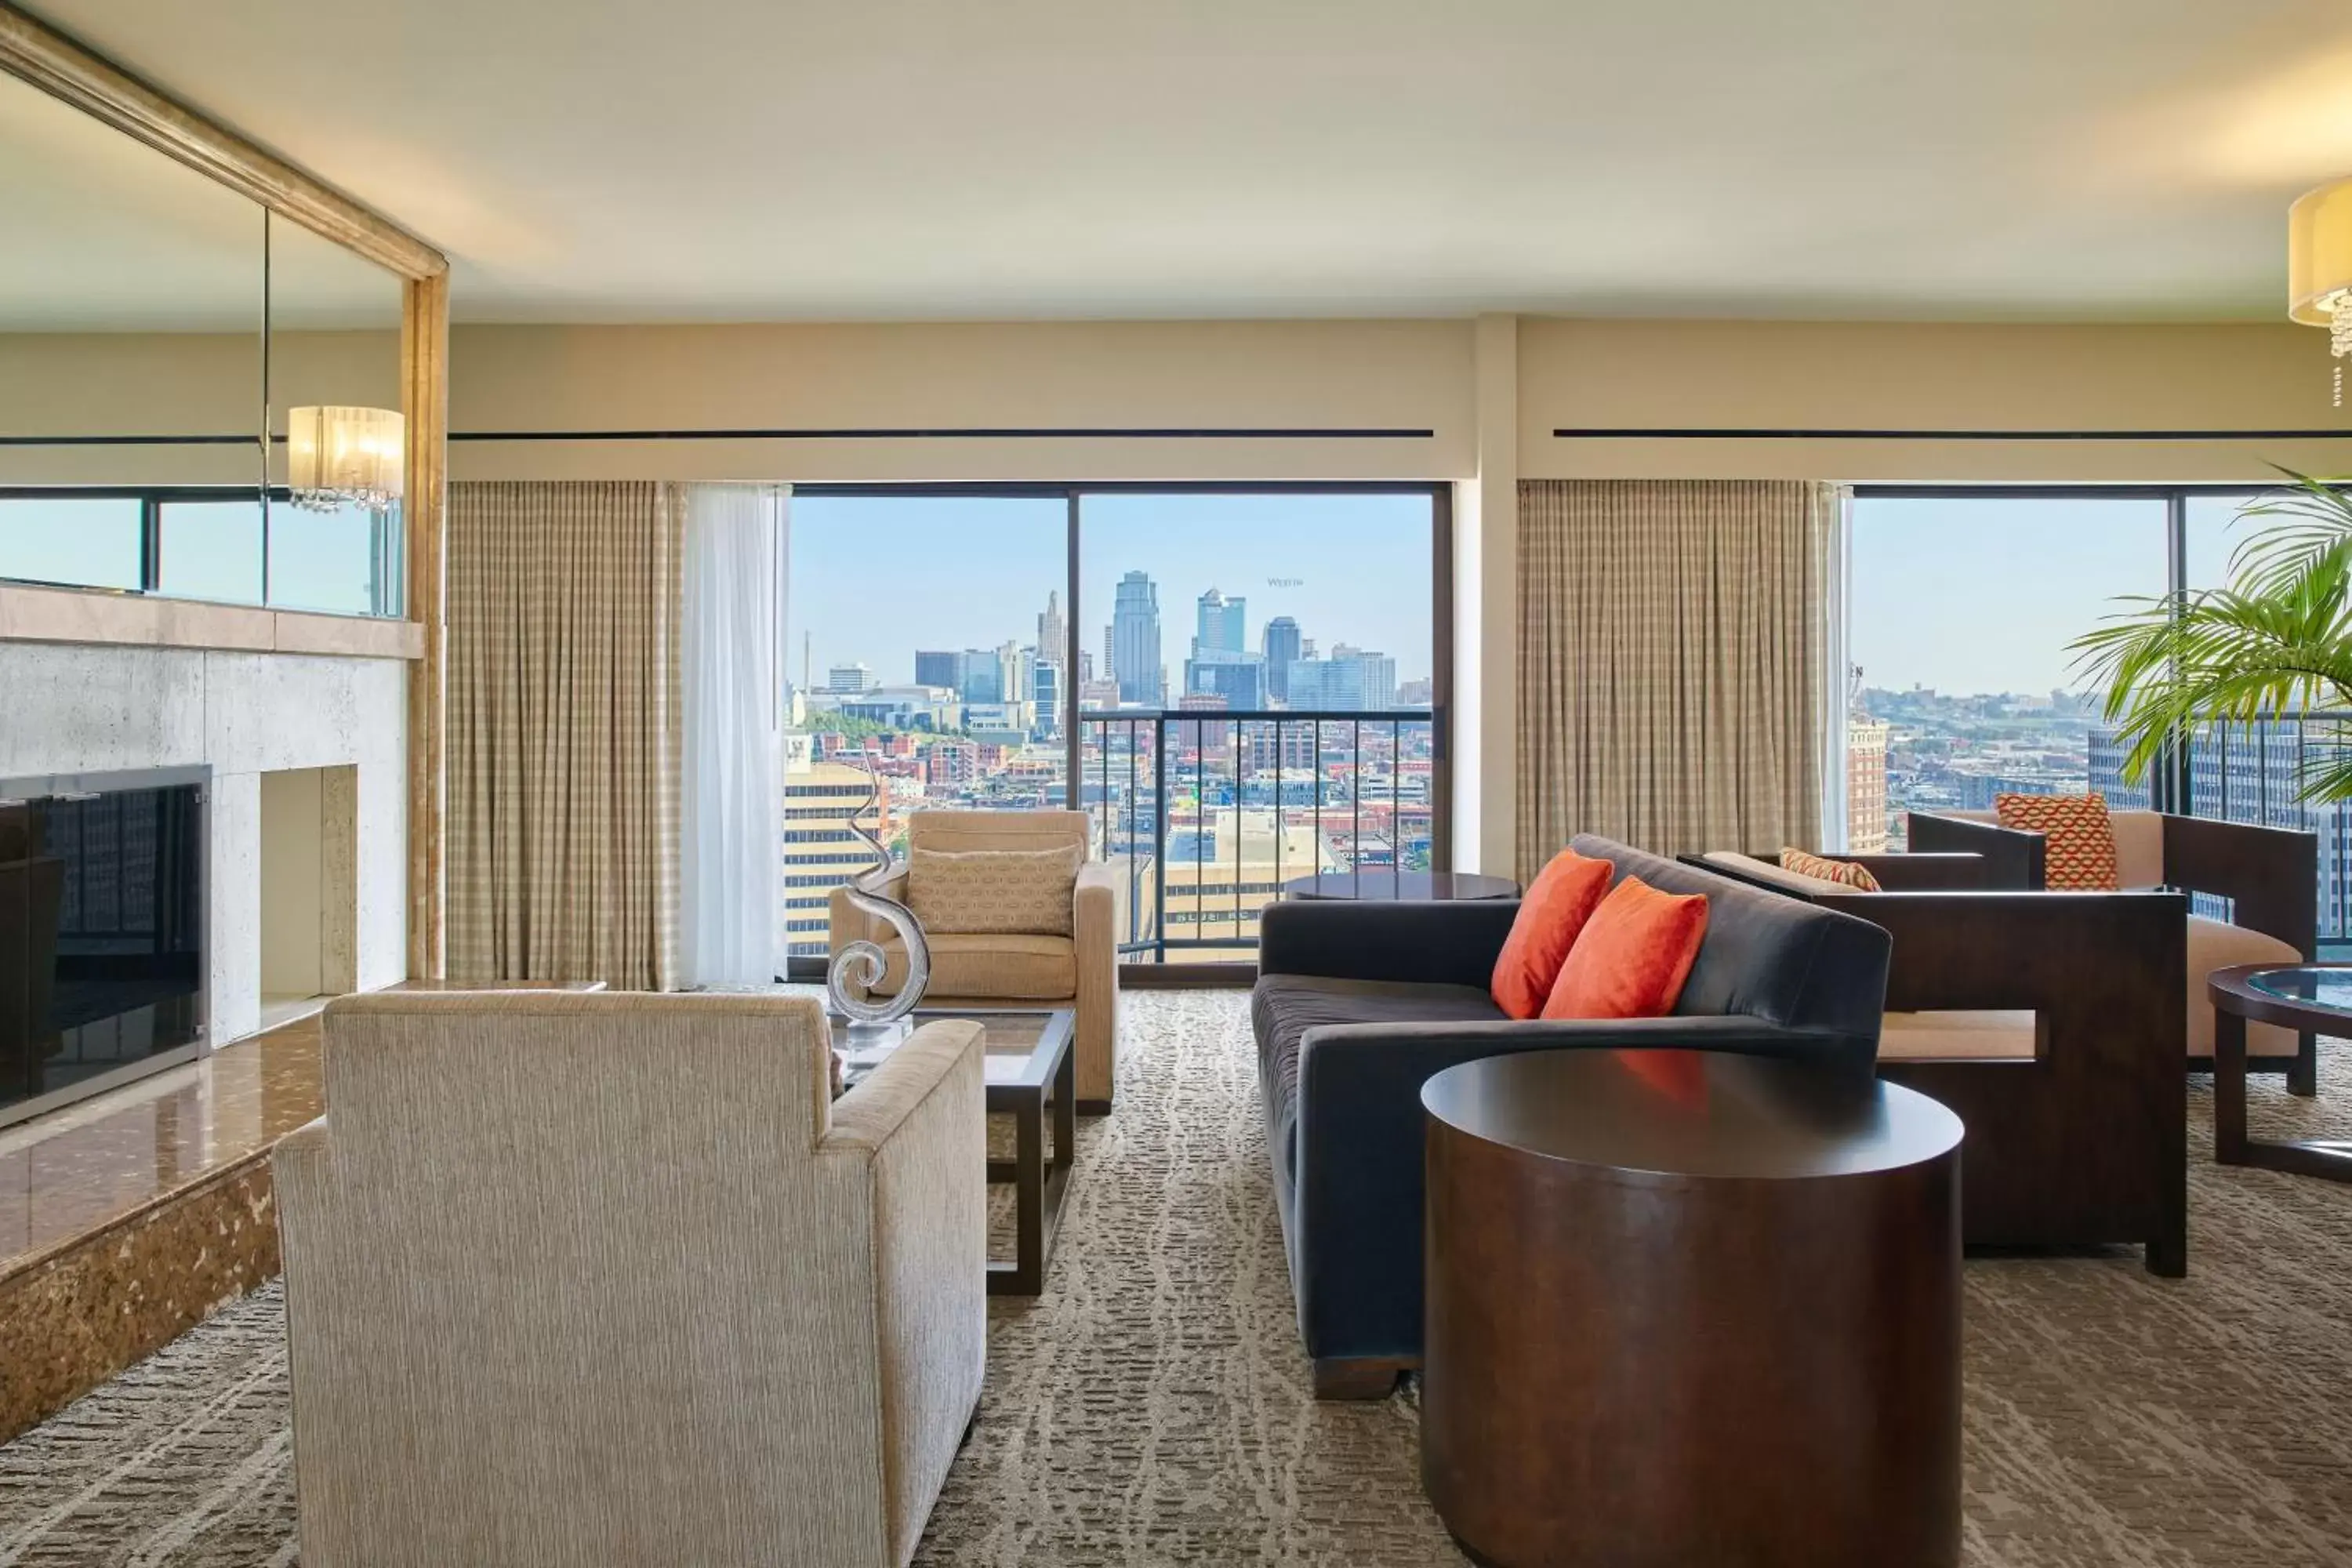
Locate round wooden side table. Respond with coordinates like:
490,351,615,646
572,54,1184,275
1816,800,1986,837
1420,1048,1965,1568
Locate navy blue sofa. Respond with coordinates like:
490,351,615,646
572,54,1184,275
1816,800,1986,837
1250,836,1894,1399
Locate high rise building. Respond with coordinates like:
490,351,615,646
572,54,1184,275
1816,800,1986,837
1037,590,1066,664
1287,647,1397,711
913,650,960,690
1196,588,1246,655
1112,571,1163,706
780,757,894,960
1846,717,1891,852
1183,648,1268,710
827,662,875,693
996,642,1027,720
1262,616,1301,700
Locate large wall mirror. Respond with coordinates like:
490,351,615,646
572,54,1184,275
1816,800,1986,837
0,54,419,619
0,63,267,591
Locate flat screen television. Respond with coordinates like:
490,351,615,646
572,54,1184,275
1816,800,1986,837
1,767,205,1127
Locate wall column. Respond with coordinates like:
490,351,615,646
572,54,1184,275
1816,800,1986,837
1453,314,1519,875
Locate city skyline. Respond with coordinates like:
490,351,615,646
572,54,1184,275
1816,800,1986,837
788,491,1436,695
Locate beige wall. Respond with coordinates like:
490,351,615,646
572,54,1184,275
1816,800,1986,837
447,320,1474,483
0,328,401,485
1519,319,2352,482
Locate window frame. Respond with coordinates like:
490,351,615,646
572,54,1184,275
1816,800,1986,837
0,483,403,618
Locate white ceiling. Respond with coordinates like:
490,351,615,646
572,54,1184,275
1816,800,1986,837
22,0,2352,325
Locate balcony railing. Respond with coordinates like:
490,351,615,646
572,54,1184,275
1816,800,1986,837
1076,709,1439,961
2176,715,2352,945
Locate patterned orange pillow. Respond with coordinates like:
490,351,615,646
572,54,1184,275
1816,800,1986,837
1778,848,1882,892
1994,793,2119,891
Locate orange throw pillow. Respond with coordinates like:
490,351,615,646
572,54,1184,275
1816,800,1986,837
1542,876,1710,1020
1994,793,2119,891
1490,849,1614,1019
1779,848,1882,892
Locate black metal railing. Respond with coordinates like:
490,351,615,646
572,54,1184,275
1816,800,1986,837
1076,709,1440,960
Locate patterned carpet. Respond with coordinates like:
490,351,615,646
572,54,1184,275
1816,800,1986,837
5,992,2352,1566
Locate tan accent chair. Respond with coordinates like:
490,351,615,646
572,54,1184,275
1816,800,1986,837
274,992,985,1568
830,808,1122,1112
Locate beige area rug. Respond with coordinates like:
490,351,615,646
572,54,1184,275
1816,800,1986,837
4,992,2352,1565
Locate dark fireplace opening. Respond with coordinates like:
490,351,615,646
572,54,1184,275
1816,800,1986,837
2,766,207,1127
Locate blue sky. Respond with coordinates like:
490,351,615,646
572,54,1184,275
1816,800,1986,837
789,491,1438,688
1850,492,2255,695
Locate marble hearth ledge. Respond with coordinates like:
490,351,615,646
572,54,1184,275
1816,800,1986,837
0,1016,324,1443
0,581,422,659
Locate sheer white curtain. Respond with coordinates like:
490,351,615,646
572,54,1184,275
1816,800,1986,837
680,483,786,987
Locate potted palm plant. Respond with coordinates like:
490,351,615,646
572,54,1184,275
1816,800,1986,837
2072,475,2352,803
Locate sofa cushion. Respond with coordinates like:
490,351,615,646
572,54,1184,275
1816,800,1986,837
869,932,1076,1000
1543,877,1709,1020
1995,793,2120,891
1490,848,1613,1019
1252,975,1504,1173
2187,916,2303,1058
906,844,1083,936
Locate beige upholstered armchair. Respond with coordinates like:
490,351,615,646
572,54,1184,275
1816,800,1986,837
274,992,985,1568
830,808,1122,1111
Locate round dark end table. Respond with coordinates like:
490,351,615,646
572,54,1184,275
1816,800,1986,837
1420,1049,1964,1568
1279,870,1519,902
2209,964,2352,1180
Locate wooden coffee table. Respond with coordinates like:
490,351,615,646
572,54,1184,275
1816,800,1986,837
2209,964,2352,1180
1420,1048,1964,1568
837,1006,1075,1295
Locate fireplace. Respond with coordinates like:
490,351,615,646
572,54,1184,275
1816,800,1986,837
1,766,207,1127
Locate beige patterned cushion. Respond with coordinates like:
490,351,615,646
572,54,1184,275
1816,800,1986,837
906,844,1082,936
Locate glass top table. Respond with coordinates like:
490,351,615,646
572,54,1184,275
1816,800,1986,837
829,1006,1076,1295
832,1007,1072,1092
2245,967,2352,1017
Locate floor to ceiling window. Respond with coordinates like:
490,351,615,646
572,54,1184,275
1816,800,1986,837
1846,492,2169,848
779,485,1446,973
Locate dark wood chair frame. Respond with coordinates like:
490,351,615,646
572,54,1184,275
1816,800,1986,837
1909,811,2319,1096
1687,852,2188,1276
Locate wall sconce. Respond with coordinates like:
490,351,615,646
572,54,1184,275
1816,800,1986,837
286,405,404,511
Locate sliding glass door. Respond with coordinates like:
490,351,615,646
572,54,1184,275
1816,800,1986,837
779,485,1446,974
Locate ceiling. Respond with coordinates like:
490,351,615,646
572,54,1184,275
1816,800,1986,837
21,0,2352,325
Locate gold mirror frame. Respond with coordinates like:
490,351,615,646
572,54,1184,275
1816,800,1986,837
0,2,452,978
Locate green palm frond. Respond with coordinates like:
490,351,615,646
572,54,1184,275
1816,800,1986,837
2068,475,2352,803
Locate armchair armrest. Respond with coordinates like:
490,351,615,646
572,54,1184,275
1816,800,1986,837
817,1017,986,1562
1073,859,1124,954
2161,814,2317,956
822,1018,984,1156
1258,898,1520,989
1835,853,1991,891
1906,814,2044,890
1289,1014,1867,1362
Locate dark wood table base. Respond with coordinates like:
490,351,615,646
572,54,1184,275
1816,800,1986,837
2215,1010,2352,1181
985,1032,1076,1295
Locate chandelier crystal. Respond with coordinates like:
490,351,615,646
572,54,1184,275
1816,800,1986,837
286,405,404,512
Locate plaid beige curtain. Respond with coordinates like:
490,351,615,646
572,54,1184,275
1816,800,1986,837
448,481,685,990
1515,479,1840,880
